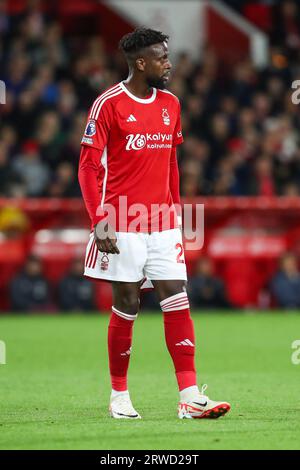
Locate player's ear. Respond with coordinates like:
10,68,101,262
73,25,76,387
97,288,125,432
136,57,146,72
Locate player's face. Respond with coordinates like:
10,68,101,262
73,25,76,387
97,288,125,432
144,42,172,89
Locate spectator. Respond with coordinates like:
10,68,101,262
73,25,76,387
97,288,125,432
48,161,81,197
180,158,206,196
5,53,30,98
282,182,299,196
0,0,300,199
270,252,300,308
12,139,50,196
0,0,10,36
35,111,63,168
248,156,276,196
181,174,201,197
212,157,237,195
10,255,50,312
208,113,231,165
8,88,39,141
188,257,230,309
272,0,300,60
58,258,95,311
0,142,23,196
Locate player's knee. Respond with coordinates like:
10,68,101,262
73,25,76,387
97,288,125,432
115,295,139,315
157,280,187,302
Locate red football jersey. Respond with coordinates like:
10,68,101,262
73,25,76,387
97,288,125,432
80,81,183,232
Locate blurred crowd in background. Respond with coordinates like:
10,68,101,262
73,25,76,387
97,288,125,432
1,0,300,200
1,0,300,312
9,250,300,312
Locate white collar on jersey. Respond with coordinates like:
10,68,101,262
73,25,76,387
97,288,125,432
119,81,157,104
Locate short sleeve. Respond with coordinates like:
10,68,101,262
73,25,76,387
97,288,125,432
173,100,184,147
81,98,113,151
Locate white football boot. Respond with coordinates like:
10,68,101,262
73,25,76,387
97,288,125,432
109,392,141,419
178,384,231,419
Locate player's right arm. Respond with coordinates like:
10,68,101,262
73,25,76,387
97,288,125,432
78,98,120,254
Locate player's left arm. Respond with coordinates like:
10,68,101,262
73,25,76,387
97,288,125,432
170,99,184,226
170,146,181,225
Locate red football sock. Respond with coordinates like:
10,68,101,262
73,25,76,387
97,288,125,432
160,292,197,391
108,307,137,392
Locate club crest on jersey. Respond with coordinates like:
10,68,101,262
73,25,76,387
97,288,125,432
162,108,170,125
126,134,146,151
84,119,96,137
100,253,109,271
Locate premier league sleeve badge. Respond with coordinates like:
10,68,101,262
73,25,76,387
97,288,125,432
84,119,97,137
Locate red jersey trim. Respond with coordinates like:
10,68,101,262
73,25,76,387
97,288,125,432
89,85,123,120
89,83,121,118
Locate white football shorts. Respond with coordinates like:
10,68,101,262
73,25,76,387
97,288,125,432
84,228,187,285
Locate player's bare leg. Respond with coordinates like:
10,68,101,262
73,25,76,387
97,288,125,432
108,281,141,419
152,279,230,419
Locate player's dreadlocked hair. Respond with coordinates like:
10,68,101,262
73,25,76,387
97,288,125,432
119,27,169,63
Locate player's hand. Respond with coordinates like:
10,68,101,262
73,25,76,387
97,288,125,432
94,219,120,254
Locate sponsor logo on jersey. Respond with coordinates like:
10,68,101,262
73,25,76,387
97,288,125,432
126,134,146,150
84,119,96,137
162,108,170,125
126,133,172,151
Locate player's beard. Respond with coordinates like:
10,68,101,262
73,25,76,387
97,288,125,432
146,75,166,90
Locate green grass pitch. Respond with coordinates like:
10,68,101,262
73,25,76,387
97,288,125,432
0,311,300,450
